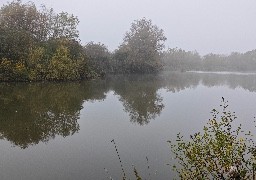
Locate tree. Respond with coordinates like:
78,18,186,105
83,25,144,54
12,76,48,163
0,0,79,42
51,12,79,40
116,18,167,73
0,0,80,61
46,43,84,81
0,0,48,61
0,0,92,81
0,0,47,39
84,42,112,76
162,48,202,71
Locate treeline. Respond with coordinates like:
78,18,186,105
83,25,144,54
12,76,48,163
162,48,256,72
1,1,256,82
0,1,166,81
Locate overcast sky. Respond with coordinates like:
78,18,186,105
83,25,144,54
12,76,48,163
1,0,256,55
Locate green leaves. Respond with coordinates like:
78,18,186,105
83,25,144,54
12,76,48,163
0,1,97,82
170,99,256,179
115,18,167,73
0,58,28,81
46,42,84,81
84,42,112,76
52,12,79,40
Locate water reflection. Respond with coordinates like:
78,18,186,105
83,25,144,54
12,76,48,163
0,82,108,148
1,72,256,148
199,73,256,92
161,72,256,93
110,75,164,125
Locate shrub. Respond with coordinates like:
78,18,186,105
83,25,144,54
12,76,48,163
0,58,28,81
169,99,256,179
46,45,81,81
27,47,47,81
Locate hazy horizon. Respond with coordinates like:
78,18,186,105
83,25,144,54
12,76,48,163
1,0,256,55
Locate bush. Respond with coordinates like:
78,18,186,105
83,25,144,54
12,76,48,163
0,58,28,81
26,47,47,81
169,99,256,179
46,45,81,81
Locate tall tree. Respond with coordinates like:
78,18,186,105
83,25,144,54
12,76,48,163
116,18,167,73
84,42,112,75
0,0,80,61
0,0,88,81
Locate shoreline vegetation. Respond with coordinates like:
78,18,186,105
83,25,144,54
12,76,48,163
109,99,256,179
1,1,256,82
170,99,256,179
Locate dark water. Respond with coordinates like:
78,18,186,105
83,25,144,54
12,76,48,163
0,72,256,179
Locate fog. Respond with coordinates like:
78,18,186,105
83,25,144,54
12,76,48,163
1,0,256,54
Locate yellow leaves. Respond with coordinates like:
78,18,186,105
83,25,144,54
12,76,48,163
0,58,28,81
15,61,25,72
196,134,201,140
46,44,81,81
27,47,45,65
239,137,244,142
170,100,256,179
0,58,12,67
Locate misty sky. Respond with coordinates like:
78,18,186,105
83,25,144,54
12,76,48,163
1,0,256,55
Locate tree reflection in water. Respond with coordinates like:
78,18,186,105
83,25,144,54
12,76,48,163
110,75,164,125
1,72,256,148
0,81,109,148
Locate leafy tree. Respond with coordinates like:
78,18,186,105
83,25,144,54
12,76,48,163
0,0,47,61
46,43,83,81
84,42,112,76
0,0,50,40
0,0,94,81
26,47,47,80
0,0,80,60
116,18,167,73
51,12,79,40
0,0,79,43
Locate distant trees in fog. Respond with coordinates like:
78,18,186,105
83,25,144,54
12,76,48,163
162,48,202,71
113,18,167,73
163,48,256,72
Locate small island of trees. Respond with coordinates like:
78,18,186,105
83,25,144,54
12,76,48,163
1,0,256,82
0,0,166,81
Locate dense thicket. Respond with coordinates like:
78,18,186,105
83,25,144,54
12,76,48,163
0,0,93,81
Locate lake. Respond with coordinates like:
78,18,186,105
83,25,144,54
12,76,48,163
0,71,256,179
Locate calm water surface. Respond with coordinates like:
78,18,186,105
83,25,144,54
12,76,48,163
0,72,256,179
